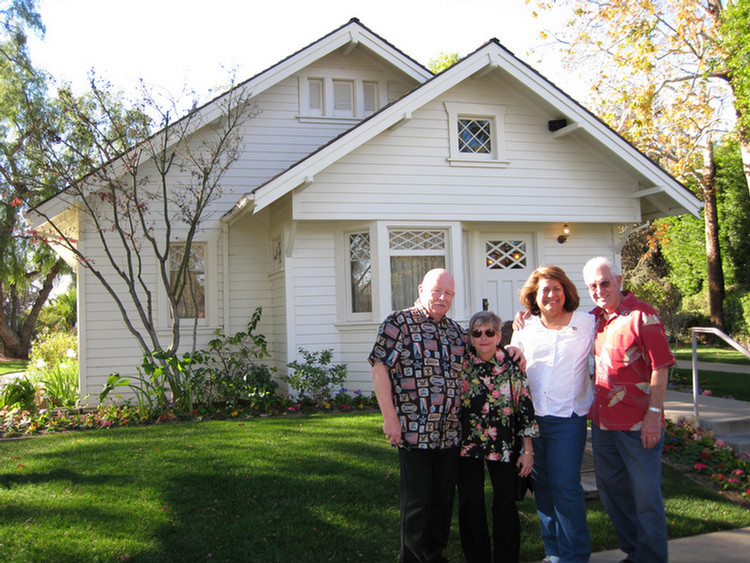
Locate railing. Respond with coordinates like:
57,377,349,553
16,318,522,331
690,327,750,417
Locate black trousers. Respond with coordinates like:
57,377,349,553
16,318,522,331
398,446,461,563
458,457,520,563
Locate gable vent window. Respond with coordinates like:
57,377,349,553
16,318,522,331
300,74,384,122
485,240,526,270
444,102,508,167
308,78,323,116
333,80,354,116
389,229,446,311
363,81,378,115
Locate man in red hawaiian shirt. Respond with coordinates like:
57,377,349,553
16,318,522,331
584,256,675,563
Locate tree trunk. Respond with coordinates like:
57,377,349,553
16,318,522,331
703,143,726,331
0,258,65,360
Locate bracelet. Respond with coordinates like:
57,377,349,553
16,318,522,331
520,450,534,456
648,406,662,413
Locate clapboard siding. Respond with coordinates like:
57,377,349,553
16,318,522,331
292,80,641,223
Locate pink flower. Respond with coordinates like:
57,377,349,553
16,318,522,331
502,407,511,416
728,478,740,484
694,463,707,470
492,389,502,399
702,389,712,396
732,469,744,476
484,427,497,440
715,439,726,448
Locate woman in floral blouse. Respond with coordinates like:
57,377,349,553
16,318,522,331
458,310,538,563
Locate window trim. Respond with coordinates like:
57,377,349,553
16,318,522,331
336,222,464,323
159,233,219,328
444,102,509,168
298,71,386,122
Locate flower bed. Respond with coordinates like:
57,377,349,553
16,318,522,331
663,418,750,504
0,390,378,439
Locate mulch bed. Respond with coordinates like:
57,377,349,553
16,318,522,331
663,458,750,508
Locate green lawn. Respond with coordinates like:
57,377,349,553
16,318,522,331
673,344,750,365
671,368,750,401
1,413,748,563
0,360,27,376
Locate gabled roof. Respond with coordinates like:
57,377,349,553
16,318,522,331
29,18,432,228
226,36,702,221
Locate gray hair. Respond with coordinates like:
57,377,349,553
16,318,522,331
583,256,620,283
469,311,502,332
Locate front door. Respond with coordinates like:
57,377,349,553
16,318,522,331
479,234,535,325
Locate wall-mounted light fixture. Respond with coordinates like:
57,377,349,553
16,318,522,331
557,223,570,244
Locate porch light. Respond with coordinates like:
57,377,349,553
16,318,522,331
557,223,570,244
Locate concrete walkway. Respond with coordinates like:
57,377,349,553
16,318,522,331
585,379,750,563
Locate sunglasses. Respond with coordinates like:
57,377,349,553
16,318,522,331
470,328,497,338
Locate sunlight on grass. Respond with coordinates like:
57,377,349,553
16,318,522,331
1,414,749,563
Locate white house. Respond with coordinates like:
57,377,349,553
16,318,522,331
30,19,702,401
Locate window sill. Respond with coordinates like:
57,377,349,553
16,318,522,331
447,157,510,168
297,115,362,126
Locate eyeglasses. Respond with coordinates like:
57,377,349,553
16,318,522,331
586,280,612,292
471,328,497,338
430,288,455,298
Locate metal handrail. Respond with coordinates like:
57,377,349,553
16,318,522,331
690,327,750,417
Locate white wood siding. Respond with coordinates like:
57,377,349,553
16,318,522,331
291,79,641,223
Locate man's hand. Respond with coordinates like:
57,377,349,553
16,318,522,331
512,310,531,332
505,345,527,371
641,410,662,449
383,414,402,446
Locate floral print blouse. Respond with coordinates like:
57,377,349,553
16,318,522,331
460,345,538,462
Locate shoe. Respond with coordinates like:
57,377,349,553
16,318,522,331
542,557,560,563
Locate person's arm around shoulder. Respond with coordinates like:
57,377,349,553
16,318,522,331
372,361,402,446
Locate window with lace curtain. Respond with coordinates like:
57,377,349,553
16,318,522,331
389,229,447,311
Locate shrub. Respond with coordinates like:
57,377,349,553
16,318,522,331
0,377,39,411
25,331,80,409
284,348,347,406
189,307,278,405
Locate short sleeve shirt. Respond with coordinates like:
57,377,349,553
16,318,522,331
368,301,466,449
588,291,675,431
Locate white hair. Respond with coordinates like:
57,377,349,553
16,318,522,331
583,256,620,283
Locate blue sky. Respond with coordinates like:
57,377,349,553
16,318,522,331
27,0,576,102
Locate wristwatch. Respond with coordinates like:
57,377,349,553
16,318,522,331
648,406,662,413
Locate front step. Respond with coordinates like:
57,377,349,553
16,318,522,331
720,432,750,458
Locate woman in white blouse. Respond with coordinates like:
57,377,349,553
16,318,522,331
510,266,595,563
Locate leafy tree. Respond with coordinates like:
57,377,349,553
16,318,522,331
529,0,746,329
428,52,461,73
28,76,253,408
0,0,69,359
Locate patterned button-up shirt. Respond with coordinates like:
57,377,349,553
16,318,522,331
460,346,538,462
368,301,466,449
589,291,675,431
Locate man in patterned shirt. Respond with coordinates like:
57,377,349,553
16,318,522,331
584,256,675,563
369,268,465,563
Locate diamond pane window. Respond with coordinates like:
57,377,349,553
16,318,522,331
458,118,492,154
170,243,206,318
349,232,372,313
485,240,526,270
389,230,445,252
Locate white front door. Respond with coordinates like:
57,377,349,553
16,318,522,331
478,234,535,325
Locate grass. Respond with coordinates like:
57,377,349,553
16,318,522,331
0,360,27,376
673,344,750,365
2,413,749,563
671,368,750,401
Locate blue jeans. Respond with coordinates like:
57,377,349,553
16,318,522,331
532,415,590,563
591,426,667,563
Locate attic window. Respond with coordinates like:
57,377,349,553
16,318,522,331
299,73,385,122
444,102,508,168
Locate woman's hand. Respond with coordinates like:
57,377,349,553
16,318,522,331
517,451,534,477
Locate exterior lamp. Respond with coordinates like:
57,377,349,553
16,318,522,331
558,223,570,244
